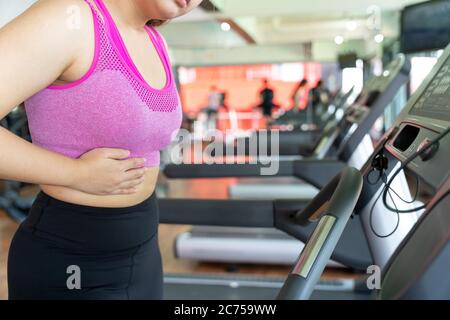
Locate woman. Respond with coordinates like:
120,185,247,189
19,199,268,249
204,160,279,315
291,79,309,111
1,0,202,299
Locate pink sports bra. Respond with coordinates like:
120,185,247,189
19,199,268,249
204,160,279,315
25,0,182,167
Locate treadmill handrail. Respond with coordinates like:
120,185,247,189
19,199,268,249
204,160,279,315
277,167,363,300
293,170,343,225
164,161,294,179
159,198,317,229
164,159,345,189
159,198,276,228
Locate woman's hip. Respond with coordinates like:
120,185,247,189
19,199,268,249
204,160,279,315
20,191,160,252
8,227,163,300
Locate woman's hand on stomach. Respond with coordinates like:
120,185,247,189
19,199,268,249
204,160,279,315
41,148,159,208
72,148,147,195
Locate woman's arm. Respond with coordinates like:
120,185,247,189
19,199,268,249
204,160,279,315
0,0,145,195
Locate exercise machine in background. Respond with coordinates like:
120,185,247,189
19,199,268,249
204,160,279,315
163,54,411,267
160,44,450,299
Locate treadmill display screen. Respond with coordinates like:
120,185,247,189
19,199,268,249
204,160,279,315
401,0,450,54
410,56,450,122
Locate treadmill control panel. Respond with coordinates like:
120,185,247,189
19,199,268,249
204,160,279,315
386,123,450,189
410,56,450,122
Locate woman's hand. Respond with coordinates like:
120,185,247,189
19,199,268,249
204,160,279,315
70,148,147,195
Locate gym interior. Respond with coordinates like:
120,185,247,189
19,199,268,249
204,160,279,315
0,0,449,303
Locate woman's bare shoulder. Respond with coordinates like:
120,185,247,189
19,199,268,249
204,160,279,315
0,0,95,111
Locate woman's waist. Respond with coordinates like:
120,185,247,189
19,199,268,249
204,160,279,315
24,171,160,251
40,168,159,208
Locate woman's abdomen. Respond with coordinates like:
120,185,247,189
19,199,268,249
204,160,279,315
40,167,159,208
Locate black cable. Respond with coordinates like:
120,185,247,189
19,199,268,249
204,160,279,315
382,126,450,213
385,171,420,205
368,126,450,238
369,174,400,238
367,168,383,185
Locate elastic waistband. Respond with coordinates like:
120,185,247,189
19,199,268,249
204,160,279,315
23,192,159,252
33,191,157,214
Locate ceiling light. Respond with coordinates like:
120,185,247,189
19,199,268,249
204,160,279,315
334,35,344,45
346,20,357,31
374,33,384,43
356,59,364,69
221,22,231,32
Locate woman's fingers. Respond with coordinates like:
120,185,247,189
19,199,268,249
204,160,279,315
117,177,146,190
121,158,146,171
108,187,138,195
123,167,146,181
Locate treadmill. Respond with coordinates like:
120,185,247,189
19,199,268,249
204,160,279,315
265,88,355,156
161,45,450,299
165,54,410,191
271,87,354,129
162,54,411,266
165,57,407,204
203,88,355,162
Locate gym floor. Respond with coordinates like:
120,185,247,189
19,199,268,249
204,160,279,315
0,177,359,300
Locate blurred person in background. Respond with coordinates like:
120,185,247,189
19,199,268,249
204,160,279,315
291,79,309,111
201,85,223,131
311,80,330,109
256,79,279,119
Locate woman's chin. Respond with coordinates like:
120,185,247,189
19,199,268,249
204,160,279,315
155,8,182,20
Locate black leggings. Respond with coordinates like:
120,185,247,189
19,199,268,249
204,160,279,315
8,191,163,300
